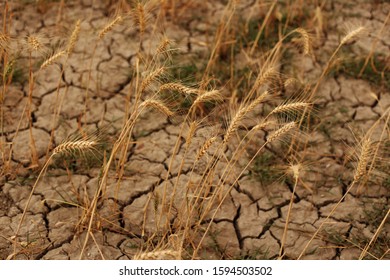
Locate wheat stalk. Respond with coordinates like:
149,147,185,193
40,50,66,69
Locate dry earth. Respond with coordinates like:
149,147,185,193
0,0,389,260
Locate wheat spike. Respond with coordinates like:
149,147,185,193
185,121,198,148
159,83,199,95
295,28,312,55
141,99,173,117
253,67,277,90
0,33,10,51
353,138,372,182
98,15,122,39
192,90,222,108
197,136,217,160
135,2,146,35
251,120,272,132
40,50,66,69
141,67,165,92
223,107,247,144
156,37,172,56
67,20,81,55
245,91,269,113
266,122,296,143
53,140,97,156
270,102,310,115
341,26,365,45
27,35,42,51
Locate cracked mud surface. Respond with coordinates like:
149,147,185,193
0,0,389,260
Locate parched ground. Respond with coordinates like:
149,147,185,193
0,0,389,260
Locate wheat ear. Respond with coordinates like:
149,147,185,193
341,26,365,45
26,35,42,51
141,67,165,92
191,90,222,109
245,91,269,113
197,136,218,160
156,37,172,56
52,140,97,156
141,99,173,117
40,50,66,69
159,83,199,95
353,137,372,182
295,28,312,55
67,19,81,55
135,2,146,35
267,122,296,143
98,15,123,39
223,107,247,144
270,102,310,115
